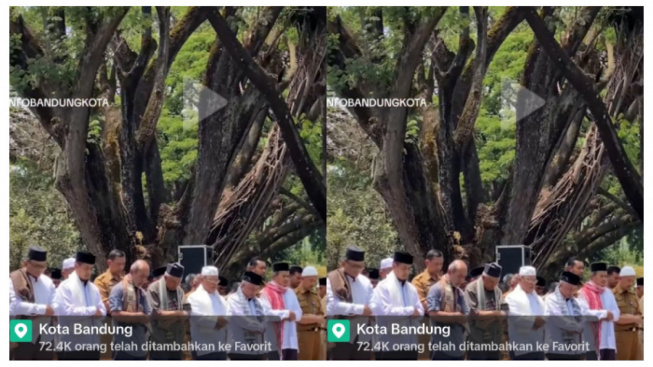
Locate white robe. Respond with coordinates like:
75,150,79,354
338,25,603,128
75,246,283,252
260,285,302,351
577,286,620,351
505,285,546,356
187,284,230,357
371,271,423,345
11,273,57,343
10,278,17,316
326,274,375,342
52,271,106,346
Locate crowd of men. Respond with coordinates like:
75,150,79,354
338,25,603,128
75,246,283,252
327,246,644,361
10,246,328,360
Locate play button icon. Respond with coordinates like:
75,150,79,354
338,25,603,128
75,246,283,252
182,77,228,131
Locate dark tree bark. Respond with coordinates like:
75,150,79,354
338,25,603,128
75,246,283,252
182,7,282,247
207,9,327,223
522,7,643,221
11,7,321,272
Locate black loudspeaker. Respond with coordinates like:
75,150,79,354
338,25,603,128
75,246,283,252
496,245,532,278
178,245,214,277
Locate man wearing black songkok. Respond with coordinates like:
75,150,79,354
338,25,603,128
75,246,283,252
464,263,505,360
10,246,57,360
327,245,374,360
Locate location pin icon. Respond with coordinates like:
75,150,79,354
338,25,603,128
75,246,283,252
332,323,345,338
15,323,28,339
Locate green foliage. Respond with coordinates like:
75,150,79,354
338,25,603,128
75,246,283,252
271,227,327,270
158,108,198,187
474,21,532,189
589,238,643,267
616,117,642,171
326,163,399,270
10,167,82,272
299,116,324,171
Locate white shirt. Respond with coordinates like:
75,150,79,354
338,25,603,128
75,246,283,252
577,287,620,350
326,274,374,315
260,286,302,351
372,275,423,316
187,286,230,356
11,273,57,343
326,273,375,342
371,274,423,345
53,273,106,346
9,278,17,316
12,273,56,316
505,288,546,356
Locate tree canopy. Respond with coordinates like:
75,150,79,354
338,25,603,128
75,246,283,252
10,6,327,277
326,6,642,277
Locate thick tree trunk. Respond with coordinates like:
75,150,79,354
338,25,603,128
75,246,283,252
183,7,281,246
523,7,643,220
209,126,292,269
207,9,327,222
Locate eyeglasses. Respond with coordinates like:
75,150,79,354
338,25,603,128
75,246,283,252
346,261,365,270
28,261,47,270
522,277,537,283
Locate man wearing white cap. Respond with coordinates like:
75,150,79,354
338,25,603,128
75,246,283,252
187,266,230,360
613,266,643,360
504,266,546,360
62,257,76,280
295,266,325,360
379,257,393,280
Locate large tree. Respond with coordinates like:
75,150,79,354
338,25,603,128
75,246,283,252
10,6,326,272
327,6,642,274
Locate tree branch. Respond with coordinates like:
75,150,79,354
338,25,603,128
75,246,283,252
453,7,488,152
597,187,637,217
208,10,326,222
256,213,320,255
280,187,320,218
326,16,379,144
10,15,62,145
576,222,639,260
522,7,643,221
136,6,170,153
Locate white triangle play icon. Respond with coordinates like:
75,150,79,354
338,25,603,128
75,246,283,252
500,78,546,130
182,77,228,131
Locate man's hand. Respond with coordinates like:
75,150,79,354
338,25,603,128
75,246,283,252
412,309,422,317
454,312,468,324
362,306,373,316
533,316,546,329
94,308,104,317
45,306,55,316
605,311,614,321
215,316,228,330
288,311,296,321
